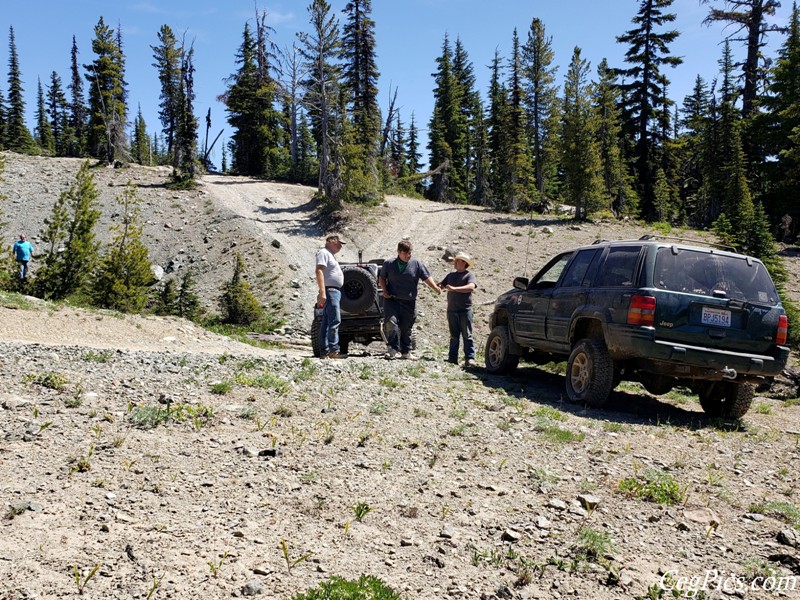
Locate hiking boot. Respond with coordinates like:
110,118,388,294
384,348,399,360
464,358,478,368
400,352,416,361
328,351,347,359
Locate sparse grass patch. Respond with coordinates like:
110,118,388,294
528,466,558,486
619,469,687,506
601,421,625,432
532,405,568,422
210,380,232,395
273,405,293,418
379,375,400,389
26,371,69,391
537,424,585,444
293,358,317,383
413,407,430,418
747,500,800,527
81,350,113,363
291,575,401,600
234,371,290,394
573,526,615,562
754,402,772,415
128,403,214,430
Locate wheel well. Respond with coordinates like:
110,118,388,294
571,318,604,345
492,309,510,327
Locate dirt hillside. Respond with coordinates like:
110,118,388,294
1,153,799,600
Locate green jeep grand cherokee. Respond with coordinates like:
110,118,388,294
485,237,790,418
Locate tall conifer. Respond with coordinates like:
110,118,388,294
6,26,35,153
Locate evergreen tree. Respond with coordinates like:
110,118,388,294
219,252,264,325
298,0,342,201
594,59,638,216
176,269,201,320
758,2,800,226
225,20,286,178
85,17,128,164
700,0,783,120
560,47,606,220
34,78,55,155
616,0,682,220
487,50,510,206
341,0,381,202
34,161,101,300
47,71,72,157
522,17,559,209
151,25,181,164
6,26,35,153
131,105,150,165
173,42,199,183
68,35,87,156
153,278,177,316
406,111,423,177
92,183,152,313
676,75,711,222
505,29,535,211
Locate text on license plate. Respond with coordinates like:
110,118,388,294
701,306,731,328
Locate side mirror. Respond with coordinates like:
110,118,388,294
513,277,529,290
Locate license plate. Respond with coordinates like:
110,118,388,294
701,306,731,328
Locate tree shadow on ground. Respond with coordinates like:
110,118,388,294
473,364,749,433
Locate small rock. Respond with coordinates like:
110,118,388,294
400,538,414,547
542,226,554,234
777,528,799,548
439,525,455,539
577,494,601,510
677,521,691,531
271,239,281,248
684,507,720,527
241,579,263,596
547,498,567,511
258,448,280,458
501,528,522,542
744,513,765,522
535,515,552,530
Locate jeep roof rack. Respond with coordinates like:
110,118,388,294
637,234,736,252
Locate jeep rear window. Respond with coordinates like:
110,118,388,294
655,248,779,304
596,247,641,287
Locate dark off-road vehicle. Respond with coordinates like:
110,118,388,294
310,257,386,357
486,236,790,418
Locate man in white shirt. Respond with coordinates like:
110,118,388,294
315,234,346,358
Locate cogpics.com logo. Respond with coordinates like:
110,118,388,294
660,569,798,597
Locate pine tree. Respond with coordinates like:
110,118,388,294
173,43,199,183
505,29,535,211
0,89,8,149
487,50,510,206
560,47,606,220
153,278,178,315
85,17,128,164
616,0,682,220
298,0,343,201
676,75,711,222
92,183,152,313
47,71,72,157
67,35,87,156
151,25,181,164
6,26,35,153
176,269,201,320
219,252,264,325
758,2,800,226
131,105,150,165
522,17,559,209
341,0,381,202
594,59,638,216
225,20,286,178
34,161,101,300
34,78,55,155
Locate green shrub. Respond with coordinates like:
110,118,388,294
619,469,687,505
219,253,263,325
292,575,402,600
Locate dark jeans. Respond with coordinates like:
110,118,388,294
384,298,416,353
447,308,474,362
320,288,341,354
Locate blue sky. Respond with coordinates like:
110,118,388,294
3,0,794,168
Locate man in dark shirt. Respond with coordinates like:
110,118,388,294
439,251,478,367
379,239,441,359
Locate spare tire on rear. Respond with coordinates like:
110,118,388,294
340,265,378,313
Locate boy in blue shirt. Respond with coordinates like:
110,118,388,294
12,234,34,280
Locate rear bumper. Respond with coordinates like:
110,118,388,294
608,325,789,379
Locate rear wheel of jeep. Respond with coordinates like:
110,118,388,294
340,266,378,313
566,338,614,407
697,381,754,419
484,326,520,374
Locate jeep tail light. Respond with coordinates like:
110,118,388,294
627,295,656,327
776,314,788,346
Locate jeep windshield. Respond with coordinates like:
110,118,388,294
654,247,779,304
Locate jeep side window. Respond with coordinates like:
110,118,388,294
596,247,641,287
560,249,599,288
529,252,572,289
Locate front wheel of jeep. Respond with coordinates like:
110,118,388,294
484,326,520,374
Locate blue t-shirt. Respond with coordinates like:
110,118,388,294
13,240,33,261
380,256,431,302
